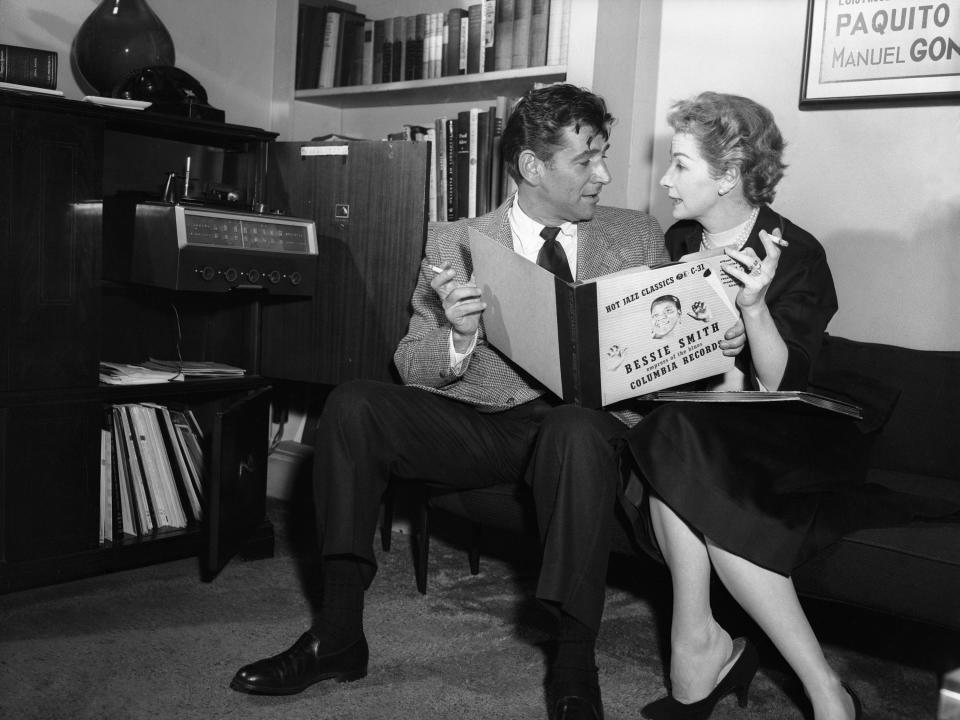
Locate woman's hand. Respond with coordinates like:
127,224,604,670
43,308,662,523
722,228,789,310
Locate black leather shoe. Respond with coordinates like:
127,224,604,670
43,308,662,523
548,678,604,720
230,631,368,695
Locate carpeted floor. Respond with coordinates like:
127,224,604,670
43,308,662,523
0,498,951,720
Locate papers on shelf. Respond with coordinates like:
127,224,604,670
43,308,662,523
0,81,64,96
143,359,246,378
100,362,184,385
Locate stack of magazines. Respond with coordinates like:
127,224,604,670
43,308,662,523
142,359,246,379
100,362,184,385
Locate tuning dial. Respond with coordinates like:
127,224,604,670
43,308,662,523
289,271,302,286
199,266,217,281
267,270,281,284
223,267,239,283
246,269,261,283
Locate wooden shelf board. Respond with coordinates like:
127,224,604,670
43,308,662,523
295,66,567,108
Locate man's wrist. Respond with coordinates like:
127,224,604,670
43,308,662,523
451,328,474,354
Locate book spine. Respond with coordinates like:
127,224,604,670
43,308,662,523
468,107,480,218
445,117,459,221
556,281,602,408
362,19,375,85
481,0,497,73
494,0,515,72
373,18,385,83
456,111,471,220
0,44,58,90
318,11,341,88
435,116,448,222
393,16,405,82
476,107,493,216
444,9,467,76
511,0,533,69
528,0,549,67
545,0,566,66
382,17,395,82
467,4,483,74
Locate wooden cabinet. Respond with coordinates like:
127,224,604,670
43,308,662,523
0,90,278,594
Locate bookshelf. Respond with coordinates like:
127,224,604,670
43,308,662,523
272,0,601,143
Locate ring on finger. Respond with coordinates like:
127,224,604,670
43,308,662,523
749,258,762,276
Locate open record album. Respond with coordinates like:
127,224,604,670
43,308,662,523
644,390,863,419
469,228,741,408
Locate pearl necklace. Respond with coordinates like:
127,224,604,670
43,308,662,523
701,206,760,251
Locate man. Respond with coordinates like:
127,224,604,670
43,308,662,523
230,84,667,719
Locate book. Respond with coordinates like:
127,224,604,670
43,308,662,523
494,0,516,71
469,228,740,408
476,107,495,216
318,9,342,88
467,4,483,74
147,404,202,523
444,8,468,76
381,17,395,82
116,405,155,534
336,9,367,86
528,0,549,67
481,0,497,73
546,0,569,66
128,404,188,530
169,409,205,503
295,1,358,89
455,109,472,220
644,390,863,419
99,428,113,544
444,117,459,220
372,18,386,83
110,420,136,538
0,44,57,90
434,116,448,221
392,16,406,81
361,18,375,85
512,0,533,69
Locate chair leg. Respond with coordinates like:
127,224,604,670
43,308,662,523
379,486,394,552
468,521,481,575
414,494,430,594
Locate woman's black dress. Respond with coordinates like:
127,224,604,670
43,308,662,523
626,206,890,574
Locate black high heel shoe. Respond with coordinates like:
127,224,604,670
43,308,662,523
842,682,863,720
641,638,759,720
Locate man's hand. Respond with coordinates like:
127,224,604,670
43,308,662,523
431,263,485,350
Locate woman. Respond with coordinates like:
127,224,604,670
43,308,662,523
627,92,863,720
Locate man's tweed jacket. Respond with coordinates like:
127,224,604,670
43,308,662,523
394,197,667,424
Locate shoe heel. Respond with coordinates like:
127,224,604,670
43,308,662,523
735,677,752,708
335,664,368,683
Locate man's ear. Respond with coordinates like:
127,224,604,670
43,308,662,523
518,149,543,185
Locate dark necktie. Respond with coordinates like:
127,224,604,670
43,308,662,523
537,226,573,282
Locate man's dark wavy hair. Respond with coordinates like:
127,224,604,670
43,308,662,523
667,91,786,206
501,83,614,183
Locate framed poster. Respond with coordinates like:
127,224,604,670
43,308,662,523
800,0,960,107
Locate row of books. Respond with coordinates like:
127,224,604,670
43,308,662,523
295,0,571,90
99,403,206,544
391,95,518,222
0,43,62,95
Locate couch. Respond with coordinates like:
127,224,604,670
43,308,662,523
413,334,960,634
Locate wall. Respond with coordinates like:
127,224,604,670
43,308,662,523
648,0,960,351
3,0,956,351
0,0,279,131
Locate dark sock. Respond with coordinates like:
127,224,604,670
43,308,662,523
309,557,365,651
552,612,598,685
